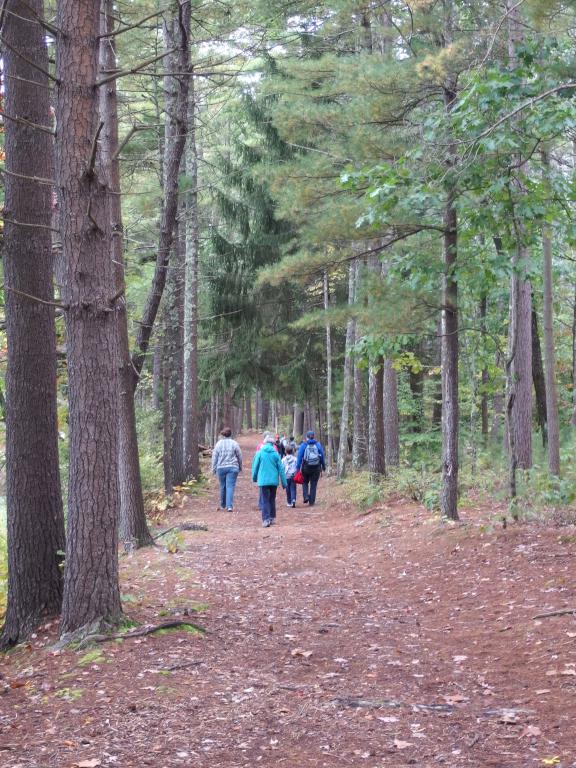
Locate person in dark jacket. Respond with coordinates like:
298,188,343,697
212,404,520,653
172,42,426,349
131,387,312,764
252,436,287,527
296,430,326,507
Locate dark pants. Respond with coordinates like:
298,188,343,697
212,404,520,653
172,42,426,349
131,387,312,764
302,468,321,506
285,478,296,505
261,485,278,523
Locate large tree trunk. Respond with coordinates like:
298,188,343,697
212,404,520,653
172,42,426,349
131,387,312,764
131,4,191,384
507,1,533,472
56,0,122,635
383,358,400,467
368,361,386,482
246,393,253,430
336,262,356,478
352,260,368,469
323,271,334,470
479,295,489,441
164,220,185,488
440,75,459,522
541,156,560,475
531,306,547,447
293,404,305,438
183,73,200,480
1,0,65,647
99,0,152,550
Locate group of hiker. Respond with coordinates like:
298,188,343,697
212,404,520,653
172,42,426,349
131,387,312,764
211,428,326,527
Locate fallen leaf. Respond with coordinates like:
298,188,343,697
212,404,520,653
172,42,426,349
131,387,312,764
393,739,413,750
75,760,101,768
9,680,27,689
291,648,313,659
541,757,561,766
561,668,576,676
522,725,542,738
453,655,467,663
444,694,469,705
535,689,550,695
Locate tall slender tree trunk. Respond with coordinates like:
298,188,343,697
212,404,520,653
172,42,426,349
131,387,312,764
1,0,65,647
368,362,386,482
541,152,560,476
383,359,400,467
99,0,152,549
164,221,185,488
56,0,122,635
246,394,253,430
507,1,533,472
152,334,163,410
572,286,576,427
131,3,191,383
352,261,367,469
323,271,334,470
183,70,200,479
531,306,547,447
294,405,305,438
337,262,356,478
440,73,460,522
480,295,489,442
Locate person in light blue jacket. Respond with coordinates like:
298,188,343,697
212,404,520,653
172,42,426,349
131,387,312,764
252,436,287,528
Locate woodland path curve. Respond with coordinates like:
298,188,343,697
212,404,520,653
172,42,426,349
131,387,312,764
1,433,575,767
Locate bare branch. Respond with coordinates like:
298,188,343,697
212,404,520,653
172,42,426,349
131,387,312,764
2,283,67,310
0,33,59,83
96,47,177,87
3,216,59,233
0,109,55,135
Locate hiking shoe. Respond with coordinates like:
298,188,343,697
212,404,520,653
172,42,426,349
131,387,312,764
303,499,309,504
262,520,271,528
286,503,292,508
292,501,296,508
227,507,233,512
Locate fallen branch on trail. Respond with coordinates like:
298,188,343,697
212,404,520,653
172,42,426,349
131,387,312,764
532,607,576,620
153,521,208,540
78,620,205,648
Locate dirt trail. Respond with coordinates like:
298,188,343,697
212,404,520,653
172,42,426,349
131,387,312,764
1,433,575,767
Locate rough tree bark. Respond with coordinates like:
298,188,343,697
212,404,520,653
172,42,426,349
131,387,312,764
541,151,560,476
440,70,460,522
163,220,185,490
368,362,386,482
367,255,385,482
0,0,66,647
506,1,533,472
336,262,356,478
131,1,191,384
56,0,122,635
383,359,400,467
293,405,305,438
323,271,334,470
352,259,368,470
479,295,489,441
246,393,253,430
531,306,547,447
99,0,152,549
183,71,201,479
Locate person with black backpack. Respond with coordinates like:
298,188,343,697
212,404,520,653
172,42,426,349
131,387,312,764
295,430,326,507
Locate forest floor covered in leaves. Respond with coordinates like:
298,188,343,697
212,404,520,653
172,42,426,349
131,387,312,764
1,433,576,768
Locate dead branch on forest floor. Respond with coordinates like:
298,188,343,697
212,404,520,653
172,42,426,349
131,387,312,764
532,607,576,620
78,620,206,648
153,521,208,540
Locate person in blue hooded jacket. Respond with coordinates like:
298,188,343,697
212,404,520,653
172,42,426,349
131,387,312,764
296,430,326,507
252,436,287,528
